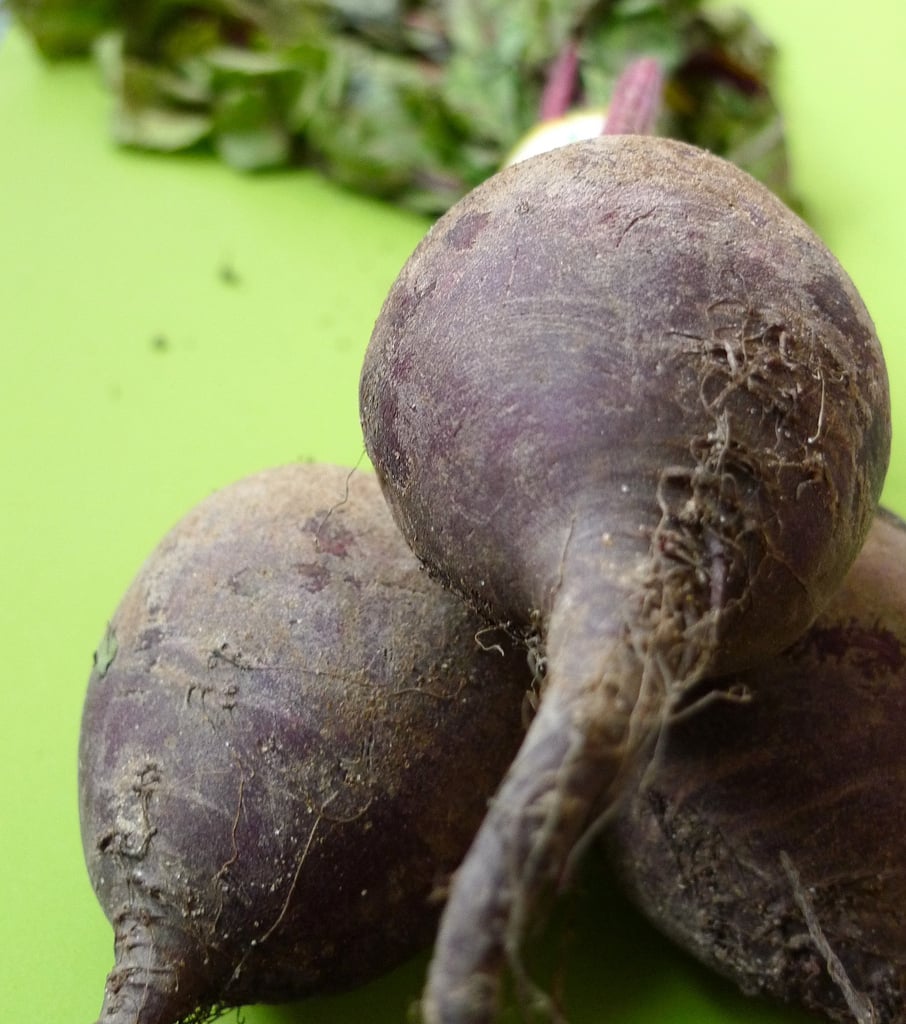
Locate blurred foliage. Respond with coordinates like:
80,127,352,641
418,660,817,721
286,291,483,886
8,0,797,214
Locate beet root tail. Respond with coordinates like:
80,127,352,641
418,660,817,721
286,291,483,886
422,631,655,1024
95,913,211,1024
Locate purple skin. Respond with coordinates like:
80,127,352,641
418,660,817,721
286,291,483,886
79,463,528,1024
359,135,890,1024
607,509,906,1024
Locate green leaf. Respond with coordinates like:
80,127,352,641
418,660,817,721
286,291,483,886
206,44,295,75
212,81,292,168
92,625,118,679
7,0,117,57
112,98,211,151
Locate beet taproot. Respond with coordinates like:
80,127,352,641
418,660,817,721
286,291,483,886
605,508,906,1024
359,135,891,1022
79,462,528,1024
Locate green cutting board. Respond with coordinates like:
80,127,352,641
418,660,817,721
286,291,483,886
1,2,904,1021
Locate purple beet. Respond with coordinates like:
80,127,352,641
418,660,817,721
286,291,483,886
606,508,906,1024
359,135,890,1022
79,463,527,1024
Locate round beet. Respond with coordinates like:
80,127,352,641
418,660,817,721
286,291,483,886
606,509,906,1024
79,463,527,1024
359,135,890,1022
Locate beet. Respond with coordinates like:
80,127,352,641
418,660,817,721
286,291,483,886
359,135,891,1022
79,463,527,1024
606,508,906,1024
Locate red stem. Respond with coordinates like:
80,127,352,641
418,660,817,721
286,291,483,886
602,57,664,135
539,40,581,121
538,49,663,134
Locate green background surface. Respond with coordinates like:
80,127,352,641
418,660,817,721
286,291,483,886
1,2,904,1022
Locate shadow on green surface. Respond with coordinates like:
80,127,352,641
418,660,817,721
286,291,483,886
231,856,813,1024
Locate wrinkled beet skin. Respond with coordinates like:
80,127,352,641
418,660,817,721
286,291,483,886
606,509,906,1024
79,464,528,1024
360,135,890,1024
361,136,890,670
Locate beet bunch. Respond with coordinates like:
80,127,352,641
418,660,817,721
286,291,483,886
80,129,895,1024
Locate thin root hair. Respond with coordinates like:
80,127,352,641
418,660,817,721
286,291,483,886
313,450,366,550
474,624,507,656
780,851,877,1024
